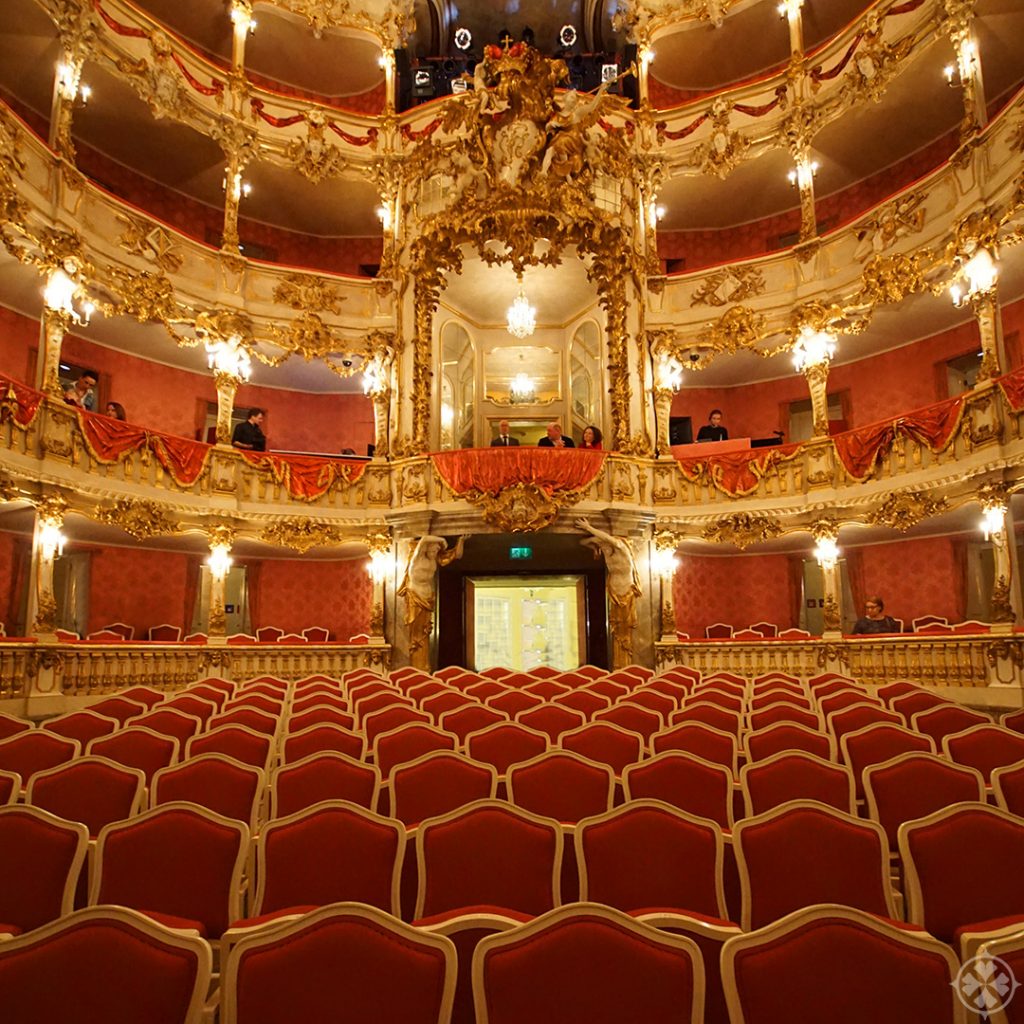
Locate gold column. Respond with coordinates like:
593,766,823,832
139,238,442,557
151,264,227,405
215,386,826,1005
975,292,1003,382
229,0,254,69
363,344,394,459
980,487,1018,624
40,308,70,398
29,497,68,637
802,361,831,437
637,45,652,107
945,9,987,139
204,525,236,640
214,371,241,445
381,48,397,114
221,152,246,254
368,527,393,644
653,531,679,642
811,520,843,638
792,150,818,244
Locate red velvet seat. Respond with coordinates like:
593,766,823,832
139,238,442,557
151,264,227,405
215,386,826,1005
651,722,738,775
183,682,229,708
389,751,497,826
89,695,148,725
507,750,614,824
464,679,510,701
362,705,432,746
186,724,274,771
223,693,284,717
0,730,81,785
473,904,704,1024
0,711,32,741
41,709,119,746
552,688,612,719
27,756,146,837
577,801,728,918
624,751,734,829
722,905,964,1024
593,702,662,741
826,704,902,746
0,805,88,931
92,802,248,938
817,690,881,718
464,722,549,776
514,703,587,742
899,802,1024,946
747,704,820,731
670,704,742,736
560,722,644,775
87,726,179,784
643,678,691,706
438,703,509,743
416,800,562,919
522,679,571,702
876,680,924,706
152,754,265,831
287,705,356,733
245,801,404,919
863,751,985,850
127,707,203,749
282,723,365,763
486,689,544,717
910,704,989,746
271,751,381,818
374,723,459,776
734,800,895,930
0,906,212,1024
745,722,836,763
740,751,855,817
687,690,744,713
942,724,1024,784
119,685,165,708
421,690,476,723
840,722,935,798
992,760,1024,816
355,692,417,728
1002,707,1024,736
0,768,19,805
162,693,218,724
208,707,278,737
890,689,952,724
220,904,456,1024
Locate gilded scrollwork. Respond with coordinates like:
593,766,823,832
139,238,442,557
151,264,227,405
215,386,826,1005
690,266,765,308
866,490,948,532
260,518,343,552
698,305,769,355
991,574,1016,623
93,498,181,539
284,112,352,182
688,98,749,179
116,214,184,274
465,482,584,532
856,251,932,306
272,273,345,314
702,512,782,549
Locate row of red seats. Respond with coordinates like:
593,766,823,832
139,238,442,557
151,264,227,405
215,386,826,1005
3,795,1022,1023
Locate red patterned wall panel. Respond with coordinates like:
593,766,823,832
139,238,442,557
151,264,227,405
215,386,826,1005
857,535,963,624
0,530,22,635
252,558,372,639
85,546,191,636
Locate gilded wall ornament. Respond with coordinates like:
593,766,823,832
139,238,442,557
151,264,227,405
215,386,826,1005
260,518,343,552
856,251,931,306
272,273,345,314
116,214,183,274
699,306,768,354
690,267,765,308
702,512,782,549
866,491,947,532
689,99,749,179
822,594,842,632
991,575,1016,623
285,114,351,183
466,482,585,532
94,498,180,539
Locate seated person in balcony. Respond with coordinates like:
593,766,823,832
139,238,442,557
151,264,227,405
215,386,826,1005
580,425,603,450
231,408,267,452
491,419,519,447
696,409,728,442
105,401,126,421
852,596,900,634
538,420,575,448
63,369,98,410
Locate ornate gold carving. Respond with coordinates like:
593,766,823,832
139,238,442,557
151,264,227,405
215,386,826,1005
810,516,840,542
260,518,343,552
401,463,427,503
702,512,782,549
94,498,180,539
270,0,415,45
857,251,931,306
690,266,765,308
34,494,68,526
199,649,233,671
0,472,18,502
992,575,1016,623
689,98,749,178
272,273,345,314
104,269,179,323
32,591,59,635
822,594,841,632
698,306,769,355
195,309,255,347
116,214,183,273
206,523,237,549
866,491,948,532
466,482,583,532
986,638,1024,670
285,112,352,182
840,20,914,103
854,192,926,261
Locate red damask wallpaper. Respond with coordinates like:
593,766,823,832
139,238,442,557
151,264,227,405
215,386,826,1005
0,530,25,635
85,546,192,636
672,552,796,637
857,535,964,624
252,558,372,639
0,305,38,383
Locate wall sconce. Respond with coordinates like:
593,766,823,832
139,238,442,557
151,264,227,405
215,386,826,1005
944,37,977,86
655,352,684,392
647,200,666,230
56,59,90,103
207,544,233,581
814,537,840,571
653,546,679,578
43,264,95,326
223,172,252,203
206,334,253,381
376,203,393,231
950,248,998,308
368,549,391,583
777,0,803,20
791,325,837,372
787,159,819,189
639,46,655,68
38,521,66,561
981,503,1006,542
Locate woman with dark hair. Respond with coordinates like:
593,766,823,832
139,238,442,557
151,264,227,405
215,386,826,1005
852,596,900,634
105,401,126,421
580,425,603,450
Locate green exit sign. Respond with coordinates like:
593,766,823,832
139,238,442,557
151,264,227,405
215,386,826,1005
510,546,533,560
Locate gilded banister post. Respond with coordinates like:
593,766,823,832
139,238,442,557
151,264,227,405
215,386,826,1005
948,226,1003,382
943,0,987,140
48,0,98,164
363,340,395,459
229,0,254,70
367,526,393,644
803,361,831,437
791,307,839,437
979,484,1019,625
213,372,240,445
653,530,680,642
651,343,682,457
195,310,256,444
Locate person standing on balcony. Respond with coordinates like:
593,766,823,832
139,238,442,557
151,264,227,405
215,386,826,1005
63,369,98,410
696,409,728,442
231,408,267,452
491,419,519,446
538,420,575,448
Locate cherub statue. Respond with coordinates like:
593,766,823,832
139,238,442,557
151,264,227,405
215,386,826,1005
397,535,466,669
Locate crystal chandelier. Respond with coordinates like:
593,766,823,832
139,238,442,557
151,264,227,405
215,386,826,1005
791,326,837,372
506,277,536,339
509,372,535,403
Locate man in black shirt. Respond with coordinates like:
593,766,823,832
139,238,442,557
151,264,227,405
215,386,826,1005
696,409,728,442
537,420,575,448
231,408,267,451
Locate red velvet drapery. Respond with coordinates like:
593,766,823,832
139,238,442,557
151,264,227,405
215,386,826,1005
239,451,366,501
0,375,44,427
674,444,802,497
430,448,608,496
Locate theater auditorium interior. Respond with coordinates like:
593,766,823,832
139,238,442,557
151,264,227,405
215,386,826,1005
2,0,1024,1019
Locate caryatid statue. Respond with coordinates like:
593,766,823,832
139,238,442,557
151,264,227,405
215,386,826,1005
576,518,642,668
397,535,466,670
